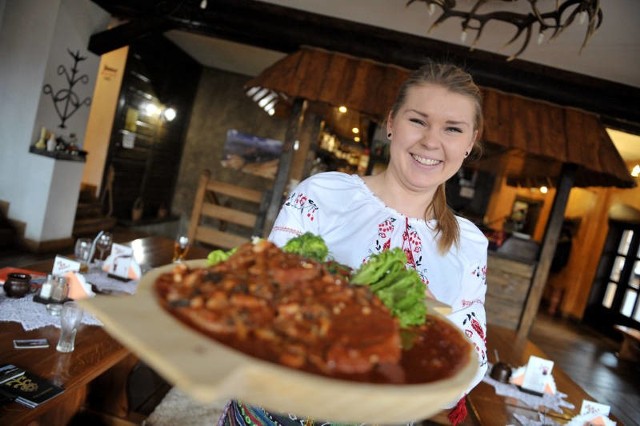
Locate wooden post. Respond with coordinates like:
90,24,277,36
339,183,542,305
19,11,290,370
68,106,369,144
517,163,576,340
263,98,307,236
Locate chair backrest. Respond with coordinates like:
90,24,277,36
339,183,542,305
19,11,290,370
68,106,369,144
187,170,266,250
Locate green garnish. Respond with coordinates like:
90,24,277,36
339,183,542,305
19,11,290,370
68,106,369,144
351,248,427,328
282,232,329,262
207,247,237,266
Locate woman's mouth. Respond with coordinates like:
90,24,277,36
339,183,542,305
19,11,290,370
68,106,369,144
411,153,442,166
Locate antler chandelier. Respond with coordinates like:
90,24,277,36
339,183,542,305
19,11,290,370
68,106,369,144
406,0,603,61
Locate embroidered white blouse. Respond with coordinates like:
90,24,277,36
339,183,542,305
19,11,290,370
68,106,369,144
269,172,489,398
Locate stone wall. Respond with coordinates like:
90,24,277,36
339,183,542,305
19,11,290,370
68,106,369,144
171,67,289,233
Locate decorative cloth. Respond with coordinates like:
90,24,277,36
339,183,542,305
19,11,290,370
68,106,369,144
83,270,140,295
482,366,575,414
0,292,102,331
144,387,227,426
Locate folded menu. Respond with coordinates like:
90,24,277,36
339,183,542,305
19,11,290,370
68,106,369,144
0,367,64,408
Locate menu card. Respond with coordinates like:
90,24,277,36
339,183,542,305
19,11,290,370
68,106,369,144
104,243,134,280
580,400,611,417
520,355,554,394
52,256,80,276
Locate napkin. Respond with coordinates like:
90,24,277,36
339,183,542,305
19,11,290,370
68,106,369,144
510,366,557,394
566,413,616,426
65,271,96,300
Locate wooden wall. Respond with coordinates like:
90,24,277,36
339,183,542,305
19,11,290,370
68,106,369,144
485,162,640,321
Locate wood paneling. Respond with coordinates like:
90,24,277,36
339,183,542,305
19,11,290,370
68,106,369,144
486,254,535,330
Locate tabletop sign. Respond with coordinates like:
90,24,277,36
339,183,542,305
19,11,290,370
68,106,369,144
580,400,611,416
520,355,554,394
107,243,134,280
52,256,81,276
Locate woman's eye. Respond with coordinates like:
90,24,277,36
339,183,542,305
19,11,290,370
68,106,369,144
446,126,463,133
409,118,426,126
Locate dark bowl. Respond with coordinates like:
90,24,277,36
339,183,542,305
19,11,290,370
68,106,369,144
3,273,32,298
490,361,513,383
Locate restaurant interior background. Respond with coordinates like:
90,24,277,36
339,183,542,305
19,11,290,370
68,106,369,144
1,0,640,341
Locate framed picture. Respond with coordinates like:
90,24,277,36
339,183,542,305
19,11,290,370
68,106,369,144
221,129,283,179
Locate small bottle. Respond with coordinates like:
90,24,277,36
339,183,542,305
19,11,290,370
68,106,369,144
47,132,56,152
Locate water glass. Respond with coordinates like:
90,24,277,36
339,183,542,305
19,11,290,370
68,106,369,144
56,302,83,353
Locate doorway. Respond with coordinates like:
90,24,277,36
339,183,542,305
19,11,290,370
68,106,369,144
585,216,640,334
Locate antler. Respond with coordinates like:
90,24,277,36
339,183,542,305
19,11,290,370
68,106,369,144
406,0,603,61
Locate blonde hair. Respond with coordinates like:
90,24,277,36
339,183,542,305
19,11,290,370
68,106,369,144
389,60,484,254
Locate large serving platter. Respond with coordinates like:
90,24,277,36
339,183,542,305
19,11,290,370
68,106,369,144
79,260,478,423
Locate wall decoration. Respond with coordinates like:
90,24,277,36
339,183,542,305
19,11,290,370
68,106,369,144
221,129,283,179
42,49,92,129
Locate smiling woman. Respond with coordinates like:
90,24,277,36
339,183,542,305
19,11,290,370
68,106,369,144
266,60,489,425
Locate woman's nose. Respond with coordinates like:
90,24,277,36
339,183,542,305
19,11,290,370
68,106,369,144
419,128,440,148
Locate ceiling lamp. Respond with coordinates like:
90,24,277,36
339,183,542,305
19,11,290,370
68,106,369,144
406,0,603,61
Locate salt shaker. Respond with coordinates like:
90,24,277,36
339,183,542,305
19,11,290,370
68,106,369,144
37,274,55,301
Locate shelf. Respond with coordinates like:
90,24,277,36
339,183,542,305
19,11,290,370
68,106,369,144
29,146,86,163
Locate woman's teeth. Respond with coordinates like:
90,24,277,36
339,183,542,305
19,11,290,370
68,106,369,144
412,154,441,166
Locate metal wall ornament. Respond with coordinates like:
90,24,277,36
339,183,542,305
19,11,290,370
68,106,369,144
406,0,604,61
43,49,92,128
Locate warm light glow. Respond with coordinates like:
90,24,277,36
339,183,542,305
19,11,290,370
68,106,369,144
163,107,177,121
632,164,640,177
338,106,347,113
352,127,359,134
143,102,160,116
354,136,360,142
540,186,548,194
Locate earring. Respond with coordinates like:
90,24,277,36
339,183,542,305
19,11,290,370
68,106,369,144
387,132,392,139
464,151,470,157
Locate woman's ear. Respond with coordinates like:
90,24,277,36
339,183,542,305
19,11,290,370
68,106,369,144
386,113,394,137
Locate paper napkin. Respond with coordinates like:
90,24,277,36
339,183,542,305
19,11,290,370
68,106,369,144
65,271,96,300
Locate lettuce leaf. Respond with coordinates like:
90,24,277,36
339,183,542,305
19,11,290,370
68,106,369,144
282,232,329,262
351,248,427,328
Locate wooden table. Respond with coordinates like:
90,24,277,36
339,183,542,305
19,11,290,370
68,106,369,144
467,325,621,425
0,236,210,425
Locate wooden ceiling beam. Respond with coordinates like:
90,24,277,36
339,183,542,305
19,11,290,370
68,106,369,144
89,0,640,133
88,16,177,55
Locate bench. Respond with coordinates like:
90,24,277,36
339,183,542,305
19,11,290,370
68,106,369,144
614,325,640,362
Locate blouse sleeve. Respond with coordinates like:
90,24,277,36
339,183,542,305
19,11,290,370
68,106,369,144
446,225,489,400
268,178,322,247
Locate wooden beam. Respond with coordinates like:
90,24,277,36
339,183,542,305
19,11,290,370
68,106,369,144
517,163,577,340
88,17,176,55
263,98,307,235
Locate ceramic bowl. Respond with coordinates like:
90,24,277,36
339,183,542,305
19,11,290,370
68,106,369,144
3,273,32,298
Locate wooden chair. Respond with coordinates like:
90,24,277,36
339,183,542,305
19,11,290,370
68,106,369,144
187,170,268,250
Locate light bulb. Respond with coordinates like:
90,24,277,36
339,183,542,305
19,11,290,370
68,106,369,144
163,107,177,121
200,0,207,10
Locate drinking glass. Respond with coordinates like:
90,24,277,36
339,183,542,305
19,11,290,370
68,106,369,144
95,232,113,264
172,235,190,263
56,301,83,353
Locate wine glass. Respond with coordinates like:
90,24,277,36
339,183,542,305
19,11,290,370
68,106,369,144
74,238,92,271
172,235,190,263
95,232,113,265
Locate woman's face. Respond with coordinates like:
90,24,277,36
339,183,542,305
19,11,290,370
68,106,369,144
387,83,477,196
